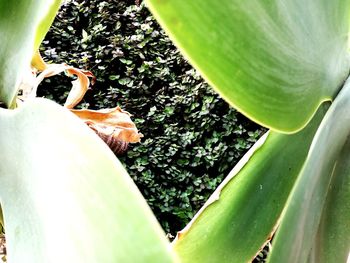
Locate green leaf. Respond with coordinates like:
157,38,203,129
309,141,350,263
0,99,176,263
34,0,62,51
268,78,350,263
0,0,61,107
172,103,328,263
146,0,350,132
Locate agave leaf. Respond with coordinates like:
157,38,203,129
308,140,350,263
0,99,176,263
31,50,48,72
0,0,61,107
172,104,328,263
33,0,62,52
268,78,350,263
146,0,350,132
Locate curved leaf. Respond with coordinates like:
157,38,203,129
0,0,61,107
309,139,350,263
172,104,328,263
30,63,95,107
146,0,350,132
268,78,350,263
33,0,62,52
31,50,47,72
0,99,176,263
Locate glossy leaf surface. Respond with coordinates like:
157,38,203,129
268,79,350,263
0,99,176,263
147,0,350,132
0,0,61,107
172,104,328,263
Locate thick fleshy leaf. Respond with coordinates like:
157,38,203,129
172,104,328,263
31,50,48,72
33,0,62,52
0,99,176,263
308,140,350,263
146,0,350,132
268,78,350,263
0,0,61,107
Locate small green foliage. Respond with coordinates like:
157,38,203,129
39,0,263,234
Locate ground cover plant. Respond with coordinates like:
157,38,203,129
39,0,263,235
0,0,348,262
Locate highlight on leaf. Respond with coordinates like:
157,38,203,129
31,50,47,72
17,68,37,104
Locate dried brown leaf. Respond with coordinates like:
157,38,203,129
28,63,95,108
64,68,95,109
70,107,143,143
27,51,142,153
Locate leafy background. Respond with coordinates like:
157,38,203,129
39,0,264,243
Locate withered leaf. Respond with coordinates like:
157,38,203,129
28,50,142,153
29,50,95,107
64,67,95,109
70,107,143,143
